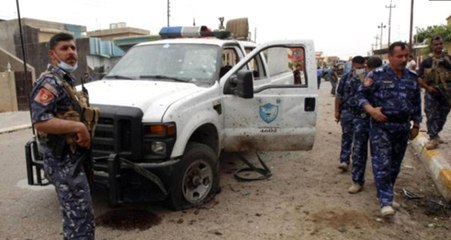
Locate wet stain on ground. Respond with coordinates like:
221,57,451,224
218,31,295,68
420,199,449,217
310,208,378,229
96,208,162,230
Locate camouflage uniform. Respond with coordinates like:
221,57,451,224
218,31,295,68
418,55,451,140
357,65,422,207
30,65,95,239
336,72,370,184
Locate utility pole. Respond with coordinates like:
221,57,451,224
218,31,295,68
167,0,170,27
409,0,414,49
375,35,380,49
386,0,396,46
16,0,28,79
378,23,386,49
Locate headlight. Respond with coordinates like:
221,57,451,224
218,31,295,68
143,123,176,158
151,141,167,154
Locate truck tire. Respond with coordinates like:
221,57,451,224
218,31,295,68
168,142,219,210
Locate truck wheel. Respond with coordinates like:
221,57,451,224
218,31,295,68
168,142,219,210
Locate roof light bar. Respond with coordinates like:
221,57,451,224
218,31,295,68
159,26,230,39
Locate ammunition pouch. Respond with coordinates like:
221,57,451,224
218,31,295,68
83,106,100,137
426,56,451,104
56,110,80,147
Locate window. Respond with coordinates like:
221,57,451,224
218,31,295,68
262,46,308,86
220,47,240,78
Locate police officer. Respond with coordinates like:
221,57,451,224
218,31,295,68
30,33,95,239
357,42,421,217
418,36,451,150
335,56,366,172
347,56,383,194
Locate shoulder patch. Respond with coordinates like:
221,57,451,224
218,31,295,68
43,83,58,96
363,77,373,87
34,87,55,105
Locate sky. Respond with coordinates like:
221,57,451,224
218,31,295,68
1,0,450,59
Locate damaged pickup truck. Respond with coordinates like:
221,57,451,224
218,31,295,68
26,23,318,210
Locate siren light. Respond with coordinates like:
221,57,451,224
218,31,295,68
159,26,230,39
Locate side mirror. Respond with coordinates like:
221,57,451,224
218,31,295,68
223,70,254,98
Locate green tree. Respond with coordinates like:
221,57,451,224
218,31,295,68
415,24,451,43
414,24,451,55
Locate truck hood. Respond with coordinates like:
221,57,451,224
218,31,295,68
83,80,203,121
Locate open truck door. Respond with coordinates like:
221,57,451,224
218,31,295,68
222,40,318,151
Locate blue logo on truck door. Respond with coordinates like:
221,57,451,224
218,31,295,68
259,103,279,123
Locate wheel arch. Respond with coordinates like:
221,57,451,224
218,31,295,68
187,123,219,156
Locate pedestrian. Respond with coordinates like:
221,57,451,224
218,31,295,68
293,64,303,84
30,32,97,239
324,65,339,95
347,56,382,194
357,42,421,216
417,35,451,150
406,54,417,72
316,66,322,89
334,56,366,172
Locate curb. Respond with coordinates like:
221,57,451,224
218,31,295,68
410,132,451,201
0,124,32,134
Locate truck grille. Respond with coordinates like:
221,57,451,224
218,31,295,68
91,105,144,160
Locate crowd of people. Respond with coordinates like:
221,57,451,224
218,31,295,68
331,36,450,217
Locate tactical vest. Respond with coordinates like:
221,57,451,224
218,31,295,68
425,55,451,104
37,71,99,151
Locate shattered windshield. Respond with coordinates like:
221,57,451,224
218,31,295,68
105,43,219,83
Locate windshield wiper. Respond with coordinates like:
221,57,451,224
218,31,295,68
139,75,188,82
104,75,134,80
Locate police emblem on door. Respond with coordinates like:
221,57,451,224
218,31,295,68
259,103,279,123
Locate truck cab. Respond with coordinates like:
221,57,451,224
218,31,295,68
26,24,318,210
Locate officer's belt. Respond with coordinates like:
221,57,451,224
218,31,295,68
384,114,411,123
342,106,367,118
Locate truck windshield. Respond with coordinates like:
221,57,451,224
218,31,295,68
105,43,220,83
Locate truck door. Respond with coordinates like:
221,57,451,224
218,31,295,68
221,41,317,152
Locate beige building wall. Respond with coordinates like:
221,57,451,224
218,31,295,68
0,71,18,112
87,27,150,41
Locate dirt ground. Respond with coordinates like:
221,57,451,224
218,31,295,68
1,82,449,240
91,83,450,240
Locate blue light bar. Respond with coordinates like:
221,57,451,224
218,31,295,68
159,26,203,38
159,26,231,39
159,26,183,38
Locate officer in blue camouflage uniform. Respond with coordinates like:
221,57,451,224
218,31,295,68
347,56,383,194
335,56,366,172
357,42,421,217
30,33,95,239
418,36,451,150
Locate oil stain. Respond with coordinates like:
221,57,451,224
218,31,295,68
96,208,162,230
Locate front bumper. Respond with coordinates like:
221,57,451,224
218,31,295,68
25,136,180,204
93,153,180,204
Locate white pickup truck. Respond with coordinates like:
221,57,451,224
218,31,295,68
26,25,318,210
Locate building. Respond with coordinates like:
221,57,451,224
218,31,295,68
87,22,150,41
0,18,149,112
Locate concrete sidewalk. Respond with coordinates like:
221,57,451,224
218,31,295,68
1,109,450,201
0,111,32,134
